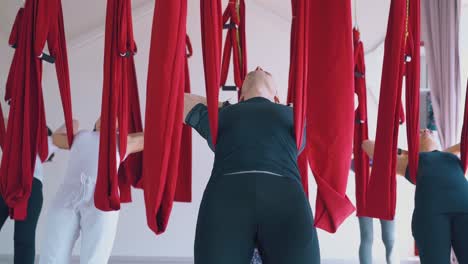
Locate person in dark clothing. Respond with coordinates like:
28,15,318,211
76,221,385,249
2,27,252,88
0,121,79,264
363,129,468,264
184,67,320,264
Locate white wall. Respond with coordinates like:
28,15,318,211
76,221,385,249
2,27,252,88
0,1,467,262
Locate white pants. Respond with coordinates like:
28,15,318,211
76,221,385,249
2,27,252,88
39,180,119,264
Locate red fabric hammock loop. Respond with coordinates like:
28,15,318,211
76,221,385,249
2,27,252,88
350,29,411,215
116,56,144,201
142,0,188,234
404,20,421,184
1,0,74,220
220,0,247,96
352,28,370,216
365,0,420,220
174,35,193,203
307,0,356,233
287,0,355,233
95,0,143,212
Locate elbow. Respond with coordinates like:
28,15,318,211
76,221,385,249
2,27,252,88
52,134,69,150
126,134,144,156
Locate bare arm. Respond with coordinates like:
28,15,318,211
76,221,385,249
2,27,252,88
127,91,227,157
361,140,408,177
52,120,80,150
354,93,359,111
361,140,376,158
444,143,460,156
396,154,409,176
183,93,225,124
125,132,144,156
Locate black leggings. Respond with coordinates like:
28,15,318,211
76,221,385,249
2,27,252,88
412,212,468,264
195,173,320,264
0,178,43,264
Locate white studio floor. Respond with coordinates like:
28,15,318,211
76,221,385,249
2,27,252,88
0,255,421,264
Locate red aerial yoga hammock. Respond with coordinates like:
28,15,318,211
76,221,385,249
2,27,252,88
175,36,193,203
94,0,144,211
352,28,370,216
287,0,310,197
0,0,74,220
200,0,223,147
352,29,406,216
142,0,189,234
203,0,246,147
306,0,356,233
220,0,247,96
461,80,468,172
365,0,420,220
5,9,22,103
116,60,144,200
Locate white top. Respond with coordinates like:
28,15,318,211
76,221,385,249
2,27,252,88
34,137,58,182
61,130,124,186
55,130,125,208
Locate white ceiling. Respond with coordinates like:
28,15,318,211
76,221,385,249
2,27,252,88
254,0,468,52
254,0,388,52
0,0,152,41
0,0,467,49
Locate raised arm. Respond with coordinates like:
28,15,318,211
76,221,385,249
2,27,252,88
361,140,376,158
444,143,460,156
127,93,223,156
183,93,225,124
52,119,80,150
362,140,408,177
184,93,207,123
125,132,144,157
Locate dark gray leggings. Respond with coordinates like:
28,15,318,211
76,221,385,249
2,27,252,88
195,173,320,264
0,178,43,264
413,213,468,264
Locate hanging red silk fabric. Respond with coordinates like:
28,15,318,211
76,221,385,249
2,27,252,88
1,0,74,220
404,0,421,185
0,105,5,150
116,59,144,201
286,0,310,196
200,0,223,147
307,0,356,233
143,0,188,234
115,2,144,202
5,8,24,103
120,65,145,194
174,36,193,203
365,0,420,220
94,0,144,211
461,80,468,172
352,29,406,216
220,0,247,96
353,28,370,216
